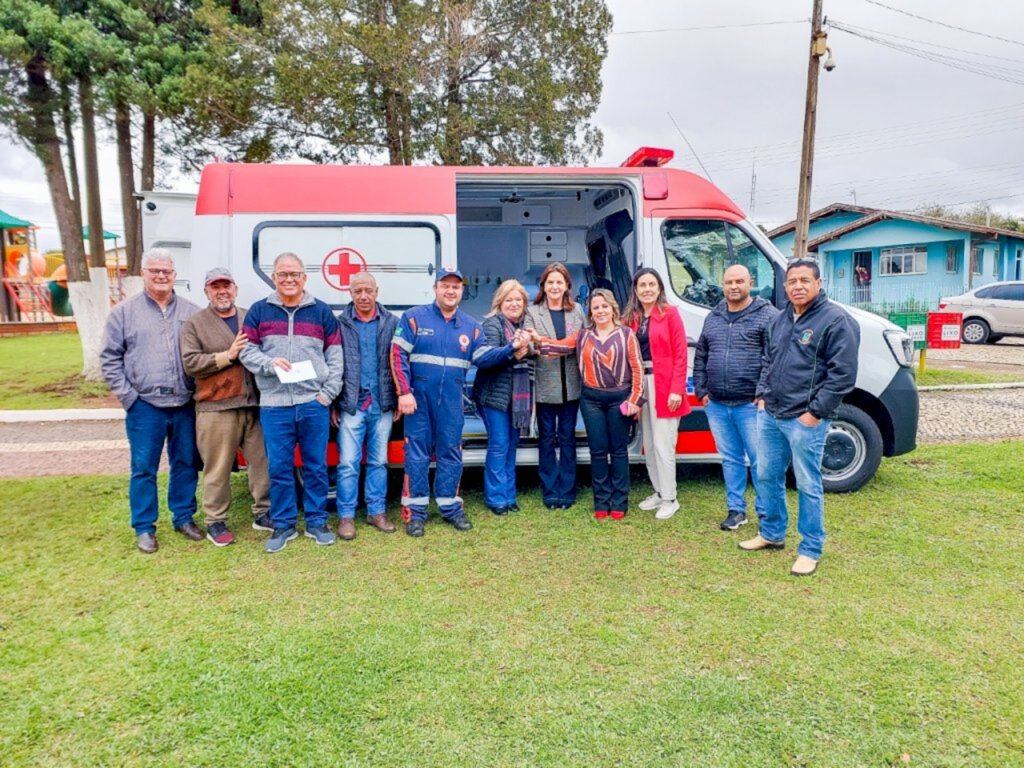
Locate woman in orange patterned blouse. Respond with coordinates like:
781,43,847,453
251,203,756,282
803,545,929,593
529,288,644,520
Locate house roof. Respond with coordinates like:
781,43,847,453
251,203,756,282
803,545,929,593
767,202,1024,250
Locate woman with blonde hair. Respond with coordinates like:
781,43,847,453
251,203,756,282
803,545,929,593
471,279,533,515
529,288,644,520
524,263,585,510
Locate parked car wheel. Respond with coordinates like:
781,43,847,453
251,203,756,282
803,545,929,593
987,334,1004,344
821,404,883,494
961,317,990,344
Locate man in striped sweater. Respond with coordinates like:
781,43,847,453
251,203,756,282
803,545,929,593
240,252,344,553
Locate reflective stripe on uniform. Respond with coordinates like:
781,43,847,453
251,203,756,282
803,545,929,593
392,336,414,352
409,354,471,369
402,495,430,506
471,344,495,361
435,496,463,507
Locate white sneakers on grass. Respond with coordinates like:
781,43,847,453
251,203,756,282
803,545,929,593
638,493,662,511
639,493,680,519
655,500,679,520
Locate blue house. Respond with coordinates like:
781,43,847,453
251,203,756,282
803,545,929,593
769,204,1024,311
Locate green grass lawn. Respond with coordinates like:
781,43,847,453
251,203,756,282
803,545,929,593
2,442,1022,767
0,333,110,409
916,367,1023,387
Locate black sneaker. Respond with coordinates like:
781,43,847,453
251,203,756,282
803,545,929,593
206,522,236,547
446,514,473,532
252,514,274,532
488,505,509,516
508,503,521,513
720,510,749,531
405,519,425,537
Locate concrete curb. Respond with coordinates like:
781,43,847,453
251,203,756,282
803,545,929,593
918,382,1024,392
0,408,125,423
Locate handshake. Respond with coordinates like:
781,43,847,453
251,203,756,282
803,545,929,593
510,328,542,352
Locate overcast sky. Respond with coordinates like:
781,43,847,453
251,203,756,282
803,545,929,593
3,0,1023,251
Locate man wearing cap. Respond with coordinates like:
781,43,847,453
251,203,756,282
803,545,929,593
390,267,530,537
180,268,272,547
100,248,201,553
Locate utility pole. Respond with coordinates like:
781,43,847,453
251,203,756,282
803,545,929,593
793,0,829,261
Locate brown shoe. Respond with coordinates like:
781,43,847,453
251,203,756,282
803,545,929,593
738,534,785,551
791,555,819,576
175,521,205,541
367,513,396,534
136,532,158,554
337,518,357,540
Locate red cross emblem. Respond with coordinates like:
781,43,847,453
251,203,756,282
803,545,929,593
321,248,367,291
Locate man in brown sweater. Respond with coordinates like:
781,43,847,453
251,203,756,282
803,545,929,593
181,268,271,546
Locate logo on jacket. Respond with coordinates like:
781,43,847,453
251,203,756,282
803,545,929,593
799,329,814,345
458,334,470,352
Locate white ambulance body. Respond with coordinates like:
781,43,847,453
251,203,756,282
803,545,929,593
144,152,918,492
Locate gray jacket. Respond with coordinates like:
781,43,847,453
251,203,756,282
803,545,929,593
525,302,584,404
101,291,200,410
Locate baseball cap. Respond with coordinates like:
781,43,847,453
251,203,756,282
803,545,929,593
205,267,235,286
435,266,464,283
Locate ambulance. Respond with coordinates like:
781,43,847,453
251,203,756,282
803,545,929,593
144,148,918,493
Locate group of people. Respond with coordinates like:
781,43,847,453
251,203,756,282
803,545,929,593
101,247,858,576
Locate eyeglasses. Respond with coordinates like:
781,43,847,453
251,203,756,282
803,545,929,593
274,271,305,280
144,268,175,276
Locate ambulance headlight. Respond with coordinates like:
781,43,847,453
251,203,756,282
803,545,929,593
883,330,914,367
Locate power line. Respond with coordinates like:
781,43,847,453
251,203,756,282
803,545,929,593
831,19,1024,64
862,0,1024,49
667,112,715,183
611,19,806,36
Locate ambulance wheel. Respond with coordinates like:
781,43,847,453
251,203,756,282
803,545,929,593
961,318,989,344
821,404,882,494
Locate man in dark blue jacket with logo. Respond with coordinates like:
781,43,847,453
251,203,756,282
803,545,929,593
390,267,529,537
694,264,778,532
334,272,399,540
740,259,859,577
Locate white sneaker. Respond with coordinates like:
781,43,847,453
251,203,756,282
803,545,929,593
655,500,680,520
638,493,663,511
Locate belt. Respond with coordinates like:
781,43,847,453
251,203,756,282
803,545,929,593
643,361,655,372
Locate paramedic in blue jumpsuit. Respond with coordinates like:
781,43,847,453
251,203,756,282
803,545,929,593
390,267,530,537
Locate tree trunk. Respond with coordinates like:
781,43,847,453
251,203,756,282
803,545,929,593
79,72,106,270
115,99,141,279
59,80,84,235
440,6,465,165
142,109,155,191
26,55,107,380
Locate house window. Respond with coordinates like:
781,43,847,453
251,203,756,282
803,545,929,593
880,245,926,276
971,246,982,275
946,244,959,273
993,248,999,277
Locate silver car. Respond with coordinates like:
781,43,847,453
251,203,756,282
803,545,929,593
939,281,1024,343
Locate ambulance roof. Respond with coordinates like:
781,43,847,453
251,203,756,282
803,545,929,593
196,163,745,221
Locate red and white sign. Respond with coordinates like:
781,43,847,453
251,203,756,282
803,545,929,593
321,247,367,291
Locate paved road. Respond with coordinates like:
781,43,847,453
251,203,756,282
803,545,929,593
926,337,1024,375
3,386,1024,478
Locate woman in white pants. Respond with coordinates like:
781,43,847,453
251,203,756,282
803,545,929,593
623,268,690,519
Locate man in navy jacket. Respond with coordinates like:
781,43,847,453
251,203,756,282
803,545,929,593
693,264,778,532
740,259,859,577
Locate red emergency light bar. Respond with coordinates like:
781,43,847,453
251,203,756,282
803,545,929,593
621,146,675,168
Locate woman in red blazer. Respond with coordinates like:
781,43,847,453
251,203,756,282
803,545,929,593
624,268,691,519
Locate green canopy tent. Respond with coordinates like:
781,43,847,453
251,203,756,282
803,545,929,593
0,209,34,229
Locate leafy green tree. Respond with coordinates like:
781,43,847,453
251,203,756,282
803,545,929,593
916,203,1023,233
174,0,612,166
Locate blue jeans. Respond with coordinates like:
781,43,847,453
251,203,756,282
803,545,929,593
480,406,520,508
757,410,830,559
124,399,199,535
536,400,579,505
260,400,330,529
579,387,632,512
337,408,393,518
705,400,765,520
